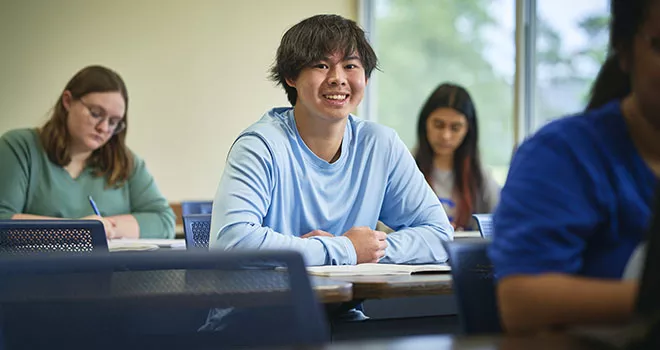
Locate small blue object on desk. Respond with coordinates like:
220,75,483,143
88,195,101,216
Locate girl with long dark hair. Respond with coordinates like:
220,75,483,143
415,83,500,230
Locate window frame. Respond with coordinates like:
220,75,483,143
358,0,576,150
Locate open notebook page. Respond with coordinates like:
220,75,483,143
306,263,450,277
107,239,186,252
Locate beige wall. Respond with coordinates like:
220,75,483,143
0,0,357,202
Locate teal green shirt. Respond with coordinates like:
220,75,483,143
0,128,175,238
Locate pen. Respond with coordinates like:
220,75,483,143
88,195,101,216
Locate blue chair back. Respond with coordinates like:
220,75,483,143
0,220,107,254
442,239,501,334
183,214,211,250
472,214,494,238
0,250,329,349
181,201,213,216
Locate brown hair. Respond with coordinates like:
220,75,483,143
39,65,133,187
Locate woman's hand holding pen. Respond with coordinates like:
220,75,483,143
80,215,118,239
85,195,119,239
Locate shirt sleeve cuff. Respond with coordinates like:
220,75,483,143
310,236,357,265
337,236,357,265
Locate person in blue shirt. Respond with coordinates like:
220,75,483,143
489,0,659,333
209,14,453,266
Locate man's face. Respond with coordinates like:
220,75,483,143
286,51,367,123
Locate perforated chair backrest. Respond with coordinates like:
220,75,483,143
0,250,329,348
0,220,108,254
472,214,494,238
183,214,211,250
442,239,501,334
181,201,213,216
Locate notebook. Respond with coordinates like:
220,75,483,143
107,240,159,252
306,263,450,277
454,230,481,239
107,239,186,252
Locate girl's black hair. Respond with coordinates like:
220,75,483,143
415,83,483,228
587,0,652,109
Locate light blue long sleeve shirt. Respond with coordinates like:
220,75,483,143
210,108,453,266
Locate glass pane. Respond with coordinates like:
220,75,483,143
533,0,610,131
371,0,515,182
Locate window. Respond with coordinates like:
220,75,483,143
531,0,610,132
362,0,515,182
360,0,610,183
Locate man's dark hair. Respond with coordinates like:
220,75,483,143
269,14,379,106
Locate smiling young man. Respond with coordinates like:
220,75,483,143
209,14,453,266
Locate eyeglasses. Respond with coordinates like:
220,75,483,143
79,100,126,135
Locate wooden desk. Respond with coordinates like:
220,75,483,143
324,274,452,300
315,232,479,301
310,276,352,303
175,224,184,238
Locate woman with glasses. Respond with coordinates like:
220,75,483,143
0,65,175,239
490,0,659,333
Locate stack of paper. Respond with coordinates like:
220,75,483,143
306,263,451,277
454,230,482,239
107,239,186,252
135,239,186,249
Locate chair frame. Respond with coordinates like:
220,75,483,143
182,214,211,250
181,201,213,216
472,214,494,238
0,250,329,348
0,219,108,253
442,239,501,334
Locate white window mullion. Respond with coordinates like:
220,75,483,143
514,0,536,146
358,0,378,122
